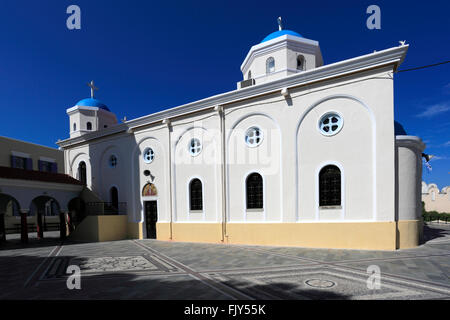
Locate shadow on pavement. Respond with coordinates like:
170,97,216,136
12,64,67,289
0,254,352,300
422,224,450,243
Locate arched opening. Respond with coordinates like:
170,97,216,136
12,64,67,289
78,161,87,185
86,122,92,131
319,165,341,207
247,70,252,80
0,193,21,242
68,197,86,232
110,187,119,214
246,173,263,209
30,196,63,240
73,123,77,132
297,55,305,71
189,178,203,211
266,57,275,74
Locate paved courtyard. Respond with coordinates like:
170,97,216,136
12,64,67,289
0,223,449,300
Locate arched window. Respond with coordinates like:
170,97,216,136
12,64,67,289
266,57,275,74
110,187,118,211
73,123,77,132
246,173,263,209
87,122,92,130
319,165,341,206
78,161,87,185
247,70,252,80
297,55,305,71
189,178,203,211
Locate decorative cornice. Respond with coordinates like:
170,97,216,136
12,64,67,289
57,45,408,149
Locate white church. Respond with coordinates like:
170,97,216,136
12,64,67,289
57,22,425,250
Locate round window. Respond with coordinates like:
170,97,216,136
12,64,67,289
189,138,202,156
319,113,343,136
109,155,117,168
245,127,263,147
143,147,155,163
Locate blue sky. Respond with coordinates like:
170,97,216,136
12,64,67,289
0,0,448,187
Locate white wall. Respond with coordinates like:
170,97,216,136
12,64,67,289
64,65,399,228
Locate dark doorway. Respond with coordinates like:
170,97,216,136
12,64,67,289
144,201,157,239
78,162,87,185
0,214,5,243
110,187,119,214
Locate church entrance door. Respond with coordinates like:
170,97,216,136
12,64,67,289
144,201,157,239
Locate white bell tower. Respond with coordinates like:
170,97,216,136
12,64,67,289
67,81,118,138
238,18,323,89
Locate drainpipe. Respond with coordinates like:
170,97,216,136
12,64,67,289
214,105,227,242
162,118,173,240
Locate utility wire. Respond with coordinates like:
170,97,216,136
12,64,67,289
396,60,450,73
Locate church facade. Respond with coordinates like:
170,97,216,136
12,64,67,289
57,27,425,250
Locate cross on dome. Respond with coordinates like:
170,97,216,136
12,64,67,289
277,17,283,31
87,80,98,98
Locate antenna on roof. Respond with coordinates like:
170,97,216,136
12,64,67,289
277,17,283,31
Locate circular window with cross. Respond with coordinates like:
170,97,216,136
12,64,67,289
318,112,343,136
143,147,155,164
188,138,202,156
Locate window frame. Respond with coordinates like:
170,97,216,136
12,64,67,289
245,172,264,210
39,160,53,173
318,164,343,209
188,178,204,212
188,138,202,157
245,127,263,148
78,161,87,185
318,111,344,136
143,147,155,164
266,57,275,74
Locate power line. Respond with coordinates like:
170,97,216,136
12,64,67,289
396,60,450,73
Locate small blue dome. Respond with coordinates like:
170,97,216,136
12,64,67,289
76,98,110,111
394,121,407,135
261,30,303,43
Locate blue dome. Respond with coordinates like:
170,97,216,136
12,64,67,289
261,30,303,43
394,121,407,135
76,98,110,111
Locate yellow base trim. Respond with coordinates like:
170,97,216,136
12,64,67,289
157,222,223,243
127,222,144,240
155,221,422,250
70,215,128,242
156,222,172,241
396,220,422,249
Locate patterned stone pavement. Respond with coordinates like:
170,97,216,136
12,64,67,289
0,223,449,300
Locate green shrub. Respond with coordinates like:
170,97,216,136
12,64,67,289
423,211,450,222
